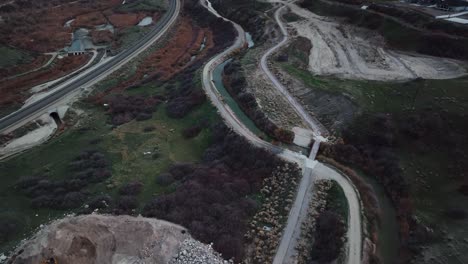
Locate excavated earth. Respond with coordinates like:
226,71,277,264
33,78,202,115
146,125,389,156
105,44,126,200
287,4,466,81
8,214,228,264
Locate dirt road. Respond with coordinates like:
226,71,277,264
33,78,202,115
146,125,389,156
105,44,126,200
288,3,466,81
201,1,363,264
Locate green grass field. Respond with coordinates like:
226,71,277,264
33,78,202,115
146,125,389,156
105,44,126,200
282,63,468,115
0,77,218,253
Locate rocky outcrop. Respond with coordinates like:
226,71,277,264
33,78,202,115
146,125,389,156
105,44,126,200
8,214,225,264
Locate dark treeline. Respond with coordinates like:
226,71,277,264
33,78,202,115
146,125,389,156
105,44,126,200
223,60,295,143
107,94,162,126
142,123,287,261
323,109,468,261
163,0,237,119
15,150,112,210
310,211,346,263
210,0,268,42
164,62,207,118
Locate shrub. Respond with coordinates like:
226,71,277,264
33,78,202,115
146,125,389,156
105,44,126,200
0,215,22,243
88,195,112,209
143,123,285,261
182,124,202,138
155,173,175,186
118,181,143,196
310,211,346,263
115,195,139,215
107,95,161,126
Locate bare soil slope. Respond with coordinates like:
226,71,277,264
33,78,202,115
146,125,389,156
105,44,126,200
288,4,466,81
8,214,188,264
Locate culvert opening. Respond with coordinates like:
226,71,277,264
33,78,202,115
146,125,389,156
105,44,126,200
50,112,62,126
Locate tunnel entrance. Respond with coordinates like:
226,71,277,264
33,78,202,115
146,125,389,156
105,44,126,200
50,112,62,126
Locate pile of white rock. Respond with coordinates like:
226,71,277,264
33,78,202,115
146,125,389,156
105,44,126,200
170,238,233,264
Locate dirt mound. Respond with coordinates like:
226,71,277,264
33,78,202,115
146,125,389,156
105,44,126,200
8,214,191,264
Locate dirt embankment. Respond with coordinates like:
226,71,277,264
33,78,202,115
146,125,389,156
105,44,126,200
288,3,466,81
300,0,468,61
8,214,228,264
0,54,90,115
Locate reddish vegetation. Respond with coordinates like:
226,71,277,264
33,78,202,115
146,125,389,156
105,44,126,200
0,55,90,113
72,11,108,28
94,17,214,100
146,18,214,80
0,54,51,79
0,0,164,112
91,30,114,45
0,0,123,53
107,12,147,28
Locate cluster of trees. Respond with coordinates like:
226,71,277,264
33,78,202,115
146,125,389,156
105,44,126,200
165,67,206,118
164,0,237,119
107,94,161,126
210,0,268,42
163,57,206,118
323,109,468,259
142,123,284,261
182,124,203,139
15,150,112,210
113,181,143,215
184,0,236,49
310,211,346,263
223,60,294,143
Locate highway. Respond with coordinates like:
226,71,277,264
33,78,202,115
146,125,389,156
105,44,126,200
0,0,180,134
201,1,362,264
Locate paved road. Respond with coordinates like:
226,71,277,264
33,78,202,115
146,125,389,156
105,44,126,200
0,0,180,134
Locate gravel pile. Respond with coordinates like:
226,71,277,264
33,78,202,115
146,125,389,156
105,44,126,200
170,238,233,264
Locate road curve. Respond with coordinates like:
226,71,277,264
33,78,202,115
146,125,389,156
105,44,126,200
260,2,327,137
200,0,305,165
200,1,362,264
0,0,180,134
314,162,363,264
266,2,362,263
